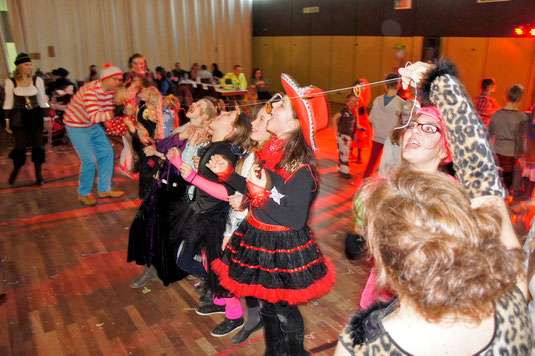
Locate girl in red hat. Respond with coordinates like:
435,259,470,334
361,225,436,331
207,75,335,355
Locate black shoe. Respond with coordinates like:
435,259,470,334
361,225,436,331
196,303,225,316
232,319,263,344
195,282,207,294
199,288,212,306
8,166,20,185
339,172,352,179
210,317,244,337
129,266,157,288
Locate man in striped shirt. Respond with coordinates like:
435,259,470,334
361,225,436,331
64,63,124,205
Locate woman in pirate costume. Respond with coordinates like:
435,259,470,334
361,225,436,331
5,53,51,185
207,74,335,355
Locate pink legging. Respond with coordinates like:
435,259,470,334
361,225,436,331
202,251,243,320
213,296,243,320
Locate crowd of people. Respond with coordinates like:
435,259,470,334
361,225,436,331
3,49,535,354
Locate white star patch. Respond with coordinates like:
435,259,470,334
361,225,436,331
269,186,285,205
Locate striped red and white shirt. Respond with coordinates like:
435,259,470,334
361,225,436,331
63,80,115,128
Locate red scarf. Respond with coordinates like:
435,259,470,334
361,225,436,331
256,135,288,178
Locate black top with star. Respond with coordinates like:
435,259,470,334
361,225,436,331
192,141,238,212
224,164,318,230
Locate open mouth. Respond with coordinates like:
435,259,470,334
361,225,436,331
405,137,421,149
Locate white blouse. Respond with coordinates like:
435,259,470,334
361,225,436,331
3,76,49,110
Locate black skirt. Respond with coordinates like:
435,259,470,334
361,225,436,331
174,202,230,297
212,215,335,305
127,171,190,286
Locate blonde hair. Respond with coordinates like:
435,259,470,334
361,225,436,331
357,167,524,323
198,98,216,119
13,64,32,81
141,87,164,139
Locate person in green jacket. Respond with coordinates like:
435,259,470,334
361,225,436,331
220,65,247,90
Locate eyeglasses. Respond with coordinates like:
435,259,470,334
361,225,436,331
407,121,441,134
266,93,284,115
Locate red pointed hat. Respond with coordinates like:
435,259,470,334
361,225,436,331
281,74,328,150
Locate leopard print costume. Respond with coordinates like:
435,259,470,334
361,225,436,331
422,62,505,198
338,287,533,355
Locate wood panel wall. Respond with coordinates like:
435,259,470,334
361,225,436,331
254,36,535,110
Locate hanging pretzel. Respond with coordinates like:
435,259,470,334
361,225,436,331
353,84,362,98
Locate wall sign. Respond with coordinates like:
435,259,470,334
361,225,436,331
303,7,319,14
394,0,412,9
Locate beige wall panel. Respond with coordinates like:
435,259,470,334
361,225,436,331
380,37,414,77
309,36,332,91
355,36,384,105
253,37,266,70
484,38,535,110
527,43,535,111
290,36,311,85
441,37,449,58
443,37,488,98
271,36,293,93
330,36,356,103
254,37,278,92
410,36,423,63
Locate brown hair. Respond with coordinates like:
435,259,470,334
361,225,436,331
507,84,524,103
225,111,252,153
356,167,524,323
385,72,400,90
128,53,146,69
276,103,318,177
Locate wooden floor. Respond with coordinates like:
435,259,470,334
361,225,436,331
0,119,374,356
0,118,532,355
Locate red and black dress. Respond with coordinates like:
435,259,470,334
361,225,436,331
212,160,335,305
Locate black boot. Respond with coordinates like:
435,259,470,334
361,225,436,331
282,326,309,356
198,287,213,306
8,166,21,185
34,163,44,186
260,311,286,356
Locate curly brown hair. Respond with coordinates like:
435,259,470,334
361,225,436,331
356,167,524,323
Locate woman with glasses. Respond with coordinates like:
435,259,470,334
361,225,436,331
359,105,451,310
338,59,529,355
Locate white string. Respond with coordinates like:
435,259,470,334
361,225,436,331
180,77,402,110
393,61,418,131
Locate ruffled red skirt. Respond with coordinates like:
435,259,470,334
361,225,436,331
211,216,335,305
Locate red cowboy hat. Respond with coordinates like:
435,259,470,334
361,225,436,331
281,74,329,150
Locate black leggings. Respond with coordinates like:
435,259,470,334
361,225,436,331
261,301,303,332
246,296,260,308
10,128,45,167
